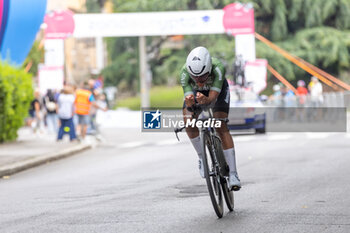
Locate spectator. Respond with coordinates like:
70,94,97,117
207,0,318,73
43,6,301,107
95,92,108,135
89,88,100,134
28,90,43,133
75,81,106,141
309,76,323,107
271,84,282,106
43,89,58,134
283,86,295,105
57,86,77,142
296,80,308,121
233,54,246,87
88,79,96,92
296,80,308,106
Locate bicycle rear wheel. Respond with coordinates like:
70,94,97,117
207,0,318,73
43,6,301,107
202,132,224,218
221,177,234,211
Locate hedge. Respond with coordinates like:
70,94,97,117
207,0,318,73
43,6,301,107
0,62,33,142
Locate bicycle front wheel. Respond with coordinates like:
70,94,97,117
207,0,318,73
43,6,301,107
202,132,224,218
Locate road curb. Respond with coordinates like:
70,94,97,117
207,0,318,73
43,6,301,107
0,143,92,177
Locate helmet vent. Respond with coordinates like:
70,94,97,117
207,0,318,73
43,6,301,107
189,66,206,75
192,56,201,61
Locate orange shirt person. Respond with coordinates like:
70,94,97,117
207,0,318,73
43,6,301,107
75,82,107,140
296,80,308,105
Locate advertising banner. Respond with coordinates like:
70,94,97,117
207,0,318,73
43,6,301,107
235,33,256,61
73,10,225,37
44,10,75,39
38,65,64,95
245,59,268,94
44,39,64,66
223,2,255,35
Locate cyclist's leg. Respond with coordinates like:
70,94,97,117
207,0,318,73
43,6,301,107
213,79,241,189
214,111,237,173
213,111,233,149
182,106,199,139
213,79,233,150
214,111,240,189
183,106,202,155
183,104,204,178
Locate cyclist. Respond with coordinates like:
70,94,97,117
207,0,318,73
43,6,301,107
180,46,241,191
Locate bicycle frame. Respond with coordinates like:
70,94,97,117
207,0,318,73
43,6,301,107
174,105,229,177
174,104,234,218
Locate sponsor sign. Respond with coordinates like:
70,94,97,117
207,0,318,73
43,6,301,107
73,10,225,37
38,65,64,95
44,39,64,66
235,33,256,61
223,2,255,35
245,59,268,94
44,10,75,39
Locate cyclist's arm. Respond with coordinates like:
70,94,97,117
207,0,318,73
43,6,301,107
197,61,225,105
180,70,193,97
211,60,225,93
196,90,219,105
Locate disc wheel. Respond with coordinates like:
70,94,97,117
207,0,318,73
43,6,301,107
202,132,224,218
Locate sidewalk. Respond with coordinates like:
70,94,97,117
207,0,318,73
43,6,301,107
0,128,95,178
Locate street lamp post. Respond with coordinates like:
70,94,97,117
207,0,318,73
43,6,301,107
139,36,150,108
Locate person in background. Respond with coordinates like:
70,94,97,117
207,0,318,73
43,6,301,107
43,89,58,134
88,79,96,92
296,80,308,121
296,80,308,106
57,86,77,142
270,84,282,106
96,92,108,110
75,81,107,141
233,54,246,87
95,92,108,130
309,76,323,107
282,86,295,107
89,88,100,134
87,79,98,133
28,90,43,133
93,92,108,141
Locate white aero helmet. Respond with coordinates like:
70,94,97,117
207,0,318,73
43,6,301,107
186,46,212,83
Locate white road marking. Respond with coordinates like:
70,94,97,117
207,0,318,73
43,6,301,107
119,141,149,148
305,133,329,139
155,139,181,146
234,136,255,142
267,134,293,141
118,139,183,149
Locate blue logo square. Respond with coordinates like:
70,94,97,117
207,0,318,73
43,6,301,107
143,110,161,129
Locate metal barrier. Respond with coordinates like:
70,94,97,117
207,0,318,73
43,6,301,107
265,91,350,108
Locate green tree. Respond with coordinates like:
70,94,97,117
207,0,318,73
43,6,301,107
101,0,350,93
22,41,44,76
86,0,107,12
0,63,33,142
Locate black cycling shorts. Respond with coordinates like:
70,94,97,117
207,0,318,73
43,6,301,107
182,79,230,114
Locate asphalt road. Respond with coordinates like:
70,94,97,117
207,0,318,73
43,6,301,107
1,129,350,233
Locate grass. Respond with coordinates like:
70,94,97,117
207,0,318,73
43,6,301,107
116,86,184,110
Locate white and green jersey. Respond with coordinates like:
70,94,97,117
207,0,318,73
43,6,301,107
180,57,226,97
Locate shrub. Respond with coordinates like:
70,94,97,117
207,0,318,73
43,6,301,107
0,62,33,142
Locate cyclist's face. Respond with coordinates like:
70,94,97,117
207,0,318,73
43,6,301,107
191,72,209,87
